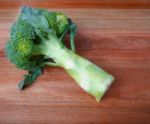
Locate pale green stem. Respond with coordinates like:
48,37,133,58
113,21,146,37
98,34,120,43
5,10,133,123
52,48,114,102
37,36,114,101
44,62,59,67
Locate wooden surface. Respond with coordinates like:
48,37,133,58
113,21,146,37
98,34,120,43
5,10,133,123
0,0,150,9
0,1,150,124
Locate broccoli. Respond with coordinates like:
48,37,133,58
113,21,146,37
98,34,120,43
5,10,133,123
6,6,114,101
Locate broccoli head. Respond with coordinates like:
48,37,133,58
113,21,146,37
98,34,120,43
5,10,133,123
6,18,41,70
6,7,70,71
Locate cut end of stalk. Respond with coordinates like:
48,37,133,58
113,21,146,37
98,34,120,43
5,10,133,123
95,75,115,102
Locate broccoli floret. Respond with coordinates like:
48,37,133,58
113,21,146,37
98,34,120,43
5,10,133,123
6,19,42,70
6,6,114,102
6,9,68,71
41,10,69,36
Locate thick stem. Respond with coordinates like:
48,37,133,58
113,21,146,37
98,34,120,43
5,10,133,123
40,36,114,101
52,48,114,102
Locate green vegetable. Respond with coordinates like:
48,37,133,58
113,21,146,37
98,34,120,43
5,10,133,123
6,6,114,101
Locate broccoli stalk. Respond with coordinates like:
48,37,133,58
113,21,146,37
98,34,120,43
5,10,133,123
6,6,114,101
32,34,114,101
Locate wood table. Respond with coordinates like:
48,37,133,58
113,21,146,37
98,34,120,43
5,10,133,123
0,1,150,123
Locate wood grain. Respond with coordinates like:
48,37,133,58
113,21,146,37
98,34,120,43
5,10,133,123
0,0,150,9
0,2,150,124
